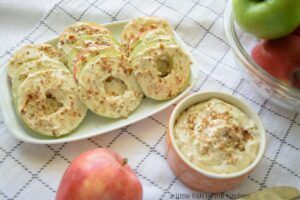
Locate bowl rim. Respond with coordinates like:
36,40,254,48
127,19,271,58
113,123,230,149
168,91,266,179
223,1,300,99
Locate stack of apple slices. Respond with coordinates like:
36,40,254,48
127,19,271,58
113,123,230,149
7,17,193,136
8,44,87,137
122,17,192,100
57,22,143,118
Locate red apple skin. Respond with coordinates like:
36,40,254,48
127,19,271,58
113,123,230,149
251,35,300,89
292,25,300,37
56,148,143,200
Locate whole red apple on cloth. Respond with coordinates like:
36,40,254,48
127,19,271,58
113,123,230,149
56,148,143,200
252,35,300,89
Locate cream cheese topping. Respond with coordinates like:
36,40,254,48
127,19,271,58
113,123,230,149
17,70,87,137
121,16,174,55
78,54,143,118
130,44,191,100
8,44,64,79
174,98,259,174
57,22,111,55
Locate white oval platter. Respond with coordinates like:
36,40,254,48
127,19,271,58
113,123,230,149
0,20,198,144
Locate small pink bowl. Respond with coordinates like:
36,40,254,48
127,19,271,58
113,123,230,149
166,91,266,192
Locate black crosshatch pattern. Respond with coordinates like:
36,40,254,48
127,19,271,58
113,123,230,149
0,0,299,199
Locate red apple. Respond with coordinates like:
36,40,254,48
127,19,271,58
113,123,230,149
56,148,143,200
251,35,300,89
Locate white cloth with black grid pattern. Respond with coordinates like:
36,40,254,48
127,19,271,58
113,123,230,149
0,0,299,200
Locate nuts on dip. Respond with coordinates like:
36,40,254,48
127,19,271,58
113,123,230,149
173,98,259,174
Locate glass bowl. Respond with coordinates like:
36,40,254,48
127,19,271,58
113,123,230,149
223,1,300,111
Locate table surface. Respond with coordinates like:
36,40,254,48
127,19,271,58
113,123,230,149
0,0,299,200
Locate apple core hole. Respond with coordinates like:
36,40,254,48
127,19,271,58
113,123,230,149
156,55,173,77
44,90,63,115
104,76,127,96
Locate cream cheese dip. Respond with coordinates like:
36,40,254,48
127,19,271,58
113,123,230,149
174,98,259,174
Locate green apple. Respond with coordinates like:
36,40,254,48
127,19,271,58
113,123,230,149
233,0,300,39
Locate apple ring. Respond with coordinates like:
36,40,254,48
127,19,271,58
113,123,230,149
71,46,121,81
67,34,121,78
131,34,176,59
121,16,174,55
16,70,87,137
130,43,191,100
8,44,64,79
72,34,120,51
128,29,172,54
57,22,111,55
12,58,68,99
77,53,143,118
